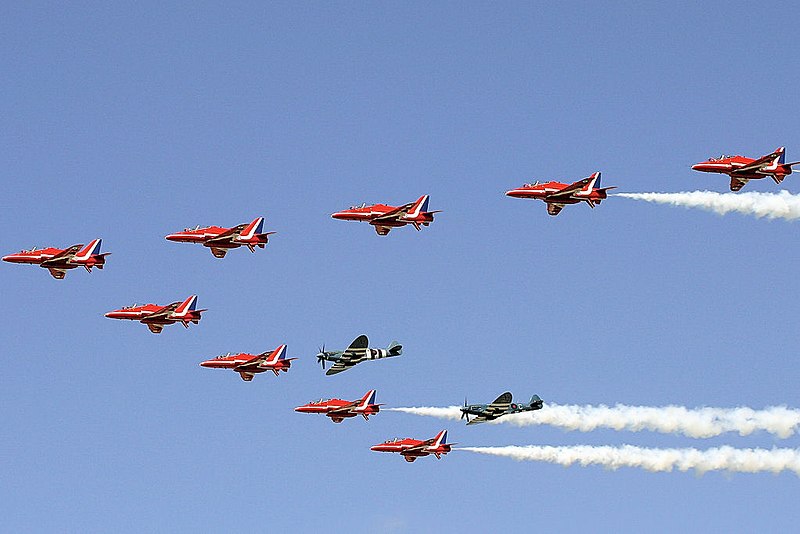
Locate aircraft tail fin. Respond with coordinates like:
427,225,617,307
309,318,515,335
266,344,288,364
530,394,543,405
585,171,601,191
407,195,430,218
388,341,403,356
174,295,198,316
240,217,265,240
74,239,103,261
360,389,377,408
776,146,786,165
432,430,448,448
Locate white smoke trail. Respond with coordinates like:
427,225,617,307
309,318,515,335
615,190,800,221
386,405,800,439
458,445,800,476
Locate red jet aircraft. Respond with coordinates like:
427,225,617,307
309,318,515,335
295,389,381,423
199,344,295,381
692,146,800,191
331,195,439,235
105,295,205,334
165,217,274,258
370,430,451,462
506,172,615,216
3,239,109,279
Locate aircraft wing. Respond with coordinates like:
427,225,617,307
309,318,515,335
546,178,592,200
324,335,369,375
325,360,353,376
466,415,489,425
238,371,255,381
204,225,246,246
402,439,435,454
327,401,359,415
146,323,164,334
486,392,513,414
234,353,267,372
546,203,565,216
210,247,228,258
732,152,780,174
729,177,748,192
342,335,369,357
40,245,81,266
47,268,67,279
370,203,415,224
141,302,180,322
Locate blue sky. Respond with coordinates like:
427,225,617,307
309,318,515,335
2,2,800,532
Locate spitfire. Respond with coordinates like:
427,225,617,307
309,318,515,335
3,239,110,279
105,295,206,334
370,430,451,462
506,172,615,216
295,389,381,423
316,335,402,376
165,217,275,258
200,344,295,381
460,392,544,425
692,147,800,192
331,195,439,235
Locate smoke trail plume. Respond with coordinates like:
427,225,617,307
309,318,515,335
615,190,800,221
386,405,800,439
458,445,800,476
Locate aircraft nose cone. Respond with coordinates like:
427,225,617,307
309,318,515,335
2,255,13,262
370,445,381,451
199,360,212,368
165,234,181,241
331,212,346,220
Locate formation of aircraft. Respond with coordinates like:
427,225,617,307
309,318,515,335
295,389,381,422
692,147,800,192
9,149,790,466
316,335,403,375
331,195,440,235
165,217,274,258
2,239,109,279
105,295,205,334
200,344,294,381
460,392,544,425
505,171,616,216
370,430,451,462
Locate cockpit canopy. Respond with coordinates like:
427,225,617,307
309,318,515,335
182,225,202,232
216,352,233,359
348,203,367,210
709,155,738,161
123,303,140,309
523,181,541,187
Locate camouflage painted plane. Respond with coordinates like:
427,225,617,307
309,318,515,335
460,392,544,425
316,335,402,376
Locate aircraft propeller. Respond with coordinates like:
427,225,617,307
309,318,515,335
317,345,327,370
461,397,470,423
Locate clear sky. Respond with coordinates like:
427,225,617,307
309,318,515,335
2,2,799,532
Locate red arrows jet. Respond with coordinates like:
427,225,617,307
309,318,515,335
370,430,451,463
165,217,275,258
331,195,439,235
692,147,800,191
105,295,205,334
506,172,615,216
3,239,109,279
295,389,381,423
199,344,295,381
